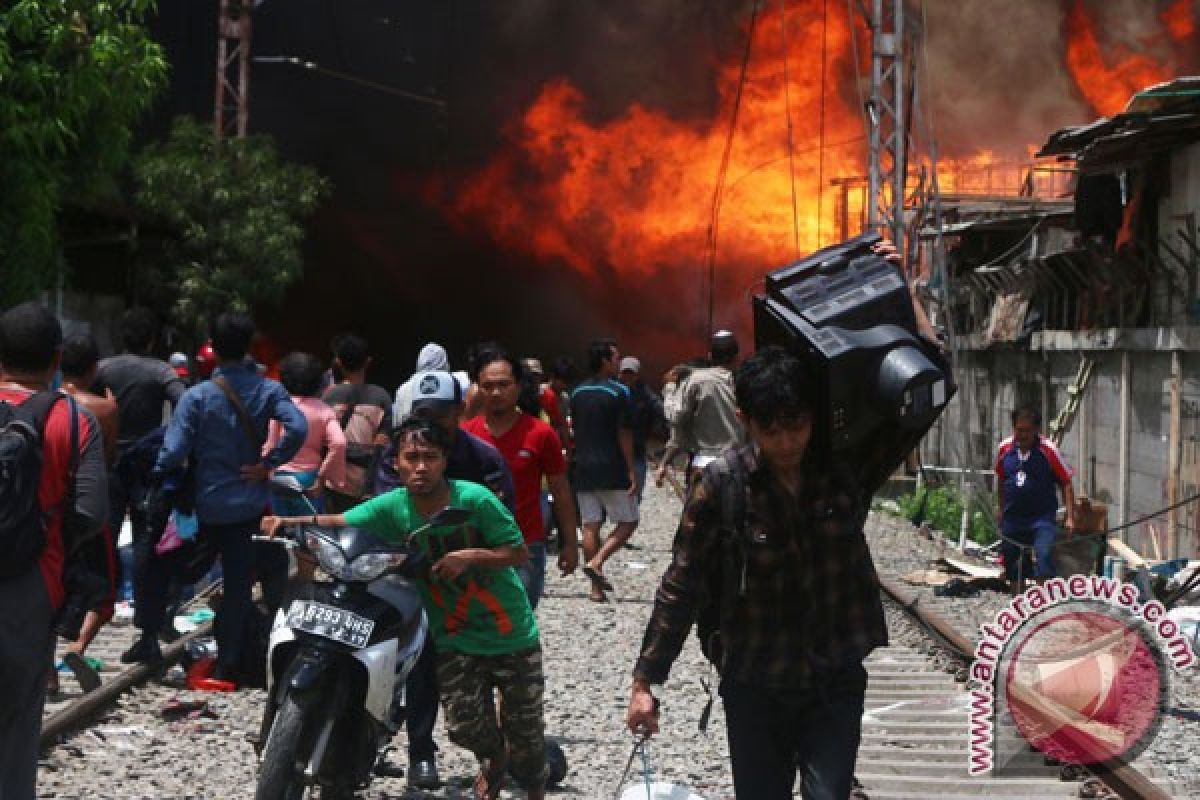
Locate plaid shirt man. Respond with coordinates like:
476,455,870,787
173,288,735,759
634,444,888,689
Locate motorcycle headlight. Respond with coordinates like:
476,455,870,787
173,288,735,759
345,551,408,582
303,531,406,581
304,531,347,577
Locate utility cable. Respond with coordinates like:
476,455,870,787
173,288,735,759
253,56,446,107
779,0,801,257
704,0,762,341
817,0,830,248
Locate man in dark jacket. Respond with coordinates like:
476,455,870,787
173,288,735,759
142,312,307,682
626,346,887,800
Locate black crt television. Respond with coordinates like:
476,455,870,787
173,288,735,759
752,232,956,494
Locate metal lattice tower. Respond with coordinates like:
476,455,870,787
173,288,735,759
865,0,917,251
214,0,253,139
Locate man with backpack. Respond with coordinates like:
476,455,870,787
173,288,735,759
321,334,393,511
137,312,306,684
626,346,887,800
0,303,108,798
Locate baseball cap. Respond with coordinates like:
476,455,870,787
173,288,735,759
619,356,641,373
168,352,189,379
411,370,463,411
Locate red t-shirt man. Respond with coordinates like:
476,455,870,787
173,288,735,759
461,412,565,545
0,388,104,610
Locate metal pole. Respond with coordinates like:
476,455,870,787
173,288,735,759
890,0,906,249
1168,350,1183,558
1118,352,1131,532
867,0,882,231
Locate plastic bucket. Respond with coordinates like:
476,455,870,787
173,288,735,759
619,783,707,800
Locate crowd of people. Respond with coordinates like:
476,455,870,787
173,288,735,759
0,301,754,799
2,291,982,800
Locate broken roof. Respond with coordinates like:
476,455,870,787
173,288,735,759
1038,76,1200,169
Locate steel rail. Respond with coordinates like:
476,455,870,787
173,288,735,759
877,576,1173,800
39,621,215,749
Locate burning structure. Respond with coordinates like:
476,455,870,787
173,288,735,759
921,77,1200,561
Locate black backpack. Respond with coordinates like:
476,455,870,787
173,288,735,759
0,391,67,578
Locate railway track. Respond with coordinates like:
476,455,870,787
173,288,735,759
40,597,216,749
38,474,1188,799
870,579,1183,800
662,469,1184,800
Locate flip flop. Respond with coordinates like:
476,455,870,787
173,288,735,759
583,564,614,592
63,651,102,693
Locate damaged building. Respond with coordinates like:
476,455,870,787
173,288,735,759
921,77,1200,561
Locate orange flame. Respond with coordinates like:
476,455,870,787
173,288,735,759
447,3,861,302
1064,0,1193,117
438,1,1193,350
1162,0,1195,41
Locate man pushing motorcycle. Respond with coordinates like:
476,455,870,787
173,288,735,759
262,414,547,800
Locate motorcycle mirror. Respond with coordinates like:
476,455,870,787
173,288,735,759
268,475,306,497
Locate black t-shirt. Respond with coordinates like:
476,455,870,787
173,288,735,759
569,378,633,490
95,354,187,448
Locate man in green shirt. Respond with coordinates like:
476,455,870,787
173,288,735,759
262,416,546,800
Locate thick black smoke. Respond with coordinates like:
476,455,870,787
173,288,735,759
142,0,1194,384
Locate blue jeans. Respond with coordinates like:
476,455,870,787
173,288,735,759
515,542,547,610
721,665,866,800
1001,517,1058,580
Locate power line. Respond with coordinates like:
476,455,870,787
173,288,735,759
704,0,762,343
817,0,830,248
252,56,446,107
779,0,800,257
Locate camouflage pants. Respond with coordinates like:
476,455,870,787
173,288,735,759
437,644,547,787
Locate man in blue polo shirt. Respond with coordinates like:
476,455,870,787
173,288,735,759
995,407,1077,583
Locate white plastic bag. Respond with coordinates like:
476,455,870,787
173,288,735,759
619,783,707,800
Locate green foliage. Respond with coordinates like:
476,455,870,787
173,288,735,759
895,483,999,545
0,1,167,304
133,117,329,337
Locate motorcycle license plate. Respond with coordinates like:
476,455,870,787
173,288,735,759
285,600,375,648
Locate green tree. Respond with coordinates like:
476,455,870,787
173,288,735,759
0,1,167,304
133,117,329,337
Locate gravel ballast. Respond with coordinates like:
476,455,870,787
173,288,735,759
37,484,1200,798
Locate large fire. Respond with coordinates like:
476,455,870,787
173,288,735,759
437,0,1195,353
448,3,859,322
1065,0,1195,117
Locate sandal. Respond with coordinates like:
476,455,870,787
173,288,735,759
473,752,509,800
63,651,102,693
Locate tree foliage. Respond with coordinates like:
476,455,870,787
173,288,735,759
0,1,167,304
133,117,329,337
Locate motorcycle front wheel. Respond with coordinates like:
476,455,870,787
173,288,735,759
255,692,313,800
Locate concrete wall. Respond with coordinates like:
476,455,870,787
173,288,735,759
925,340,1199,559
